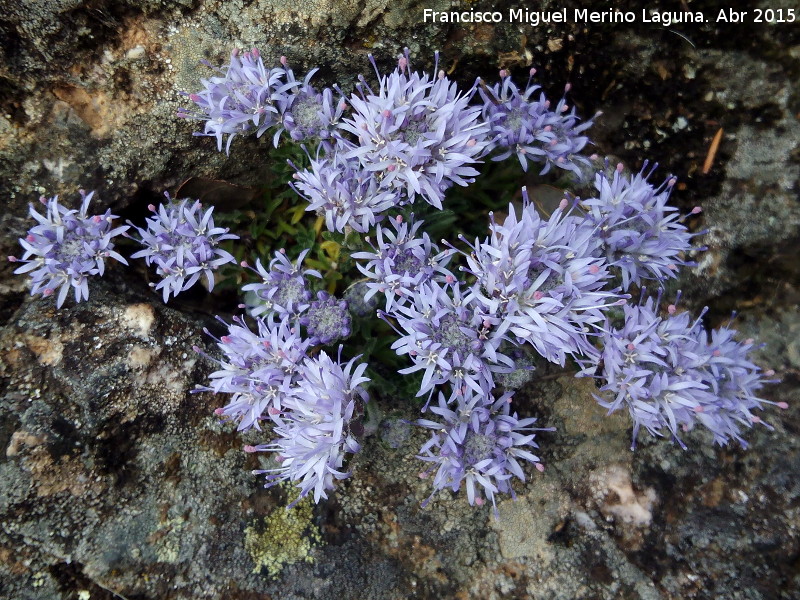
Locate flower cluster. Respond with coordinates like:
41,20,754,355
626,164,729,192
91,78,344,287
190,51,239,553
241,249,322,317
462,190,624,365
338,52,490,209
15,48,780,517
130,194,239,302
581,162,705,290
9,191,129,307
479,70,595,176
199,313,369,502
417,389,550,515
590,296,785,449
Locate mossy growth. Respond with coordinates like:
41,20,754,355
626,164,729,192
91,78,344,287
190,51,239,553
244,486,321,577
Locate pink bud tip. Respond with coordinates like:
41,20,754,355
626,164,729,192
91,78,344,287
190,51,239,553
268,407,281,415
499,69,508,79
244,445,257,453
589,265,599,274
8,256,17,262
280,56,287,66
192,345,202,353
535,463,545,472
544,125,552,132
221,336,231,344
339,101,347,110
778,402,788,409
564,83,572,93
252,48,260,58
616,163,624,173
765,370,776,377
483,319,491,328
474,497,484,506
148,204,157,212
214,408,224,415
561,104,569,112
559,198,569,210
712,349,721,357
745,338,754,344
92,215,102,223
189,94,201,102
544,100,550,109
694,405,704,412
446,275,454,284
39,195,48,204
240,261,250,268
43,288,53,297
668,263,677,270
418,471,429,479
533,291,544,301
438,69,445,80
590,153,599,160
381,109,391,118
529,68,536,77
387,164,396,172
692,206,702,214
751,416,761,423
667,305,677,315
279,248,286,254
467,138,476,147
395,215,403,223
26,234,36,242
618,298,628,305
668,177,678,187
627,343,635,351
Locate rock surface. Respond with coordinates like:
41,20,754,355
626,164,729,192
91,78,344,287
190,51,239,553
1,1,799,599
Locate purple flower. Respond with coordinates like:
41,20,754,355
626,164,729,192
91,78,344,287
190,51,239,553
581,162,705,290
241,248,322,318
479,70,594,176
300,290,351,345
10,191,129,308
461,189,624,366
416,390,549,516
130,194,238,302
249,351,370,504
291,153,401,233
179,48,289,153
691,324,786,447
273,59,347,146
339,51,490,209
589,296,785,449
198,314,311,431
352,215,455,314
382,280,514,403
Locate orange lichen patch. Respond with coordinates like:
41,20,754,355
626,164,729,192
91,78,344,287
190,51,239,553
6,430,46,457
52,85,114,137
700,477,725,508
23,334,63,366
26,445,106,498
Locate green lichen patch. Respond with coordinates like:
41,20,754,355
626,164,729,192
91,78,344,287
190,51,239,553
244,488,321,578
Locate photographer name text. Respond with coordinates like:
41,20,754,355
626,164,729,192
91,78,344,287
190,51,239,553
422,7,796,26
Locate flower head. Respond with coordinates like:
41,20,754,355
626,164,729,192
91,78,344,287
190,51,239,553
130,193,238,302
589,296,784,449
200,314,311,431
462,190,623,365
251,351,370,504
479,70,594,175
339,51,490,209
179,48,289,153
581,162,704,289
383,280,514,402
417,390,549,516
352,215,455,314
241,249,322,318
291,153,401,233
300,290,351,345
10,191,129,307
